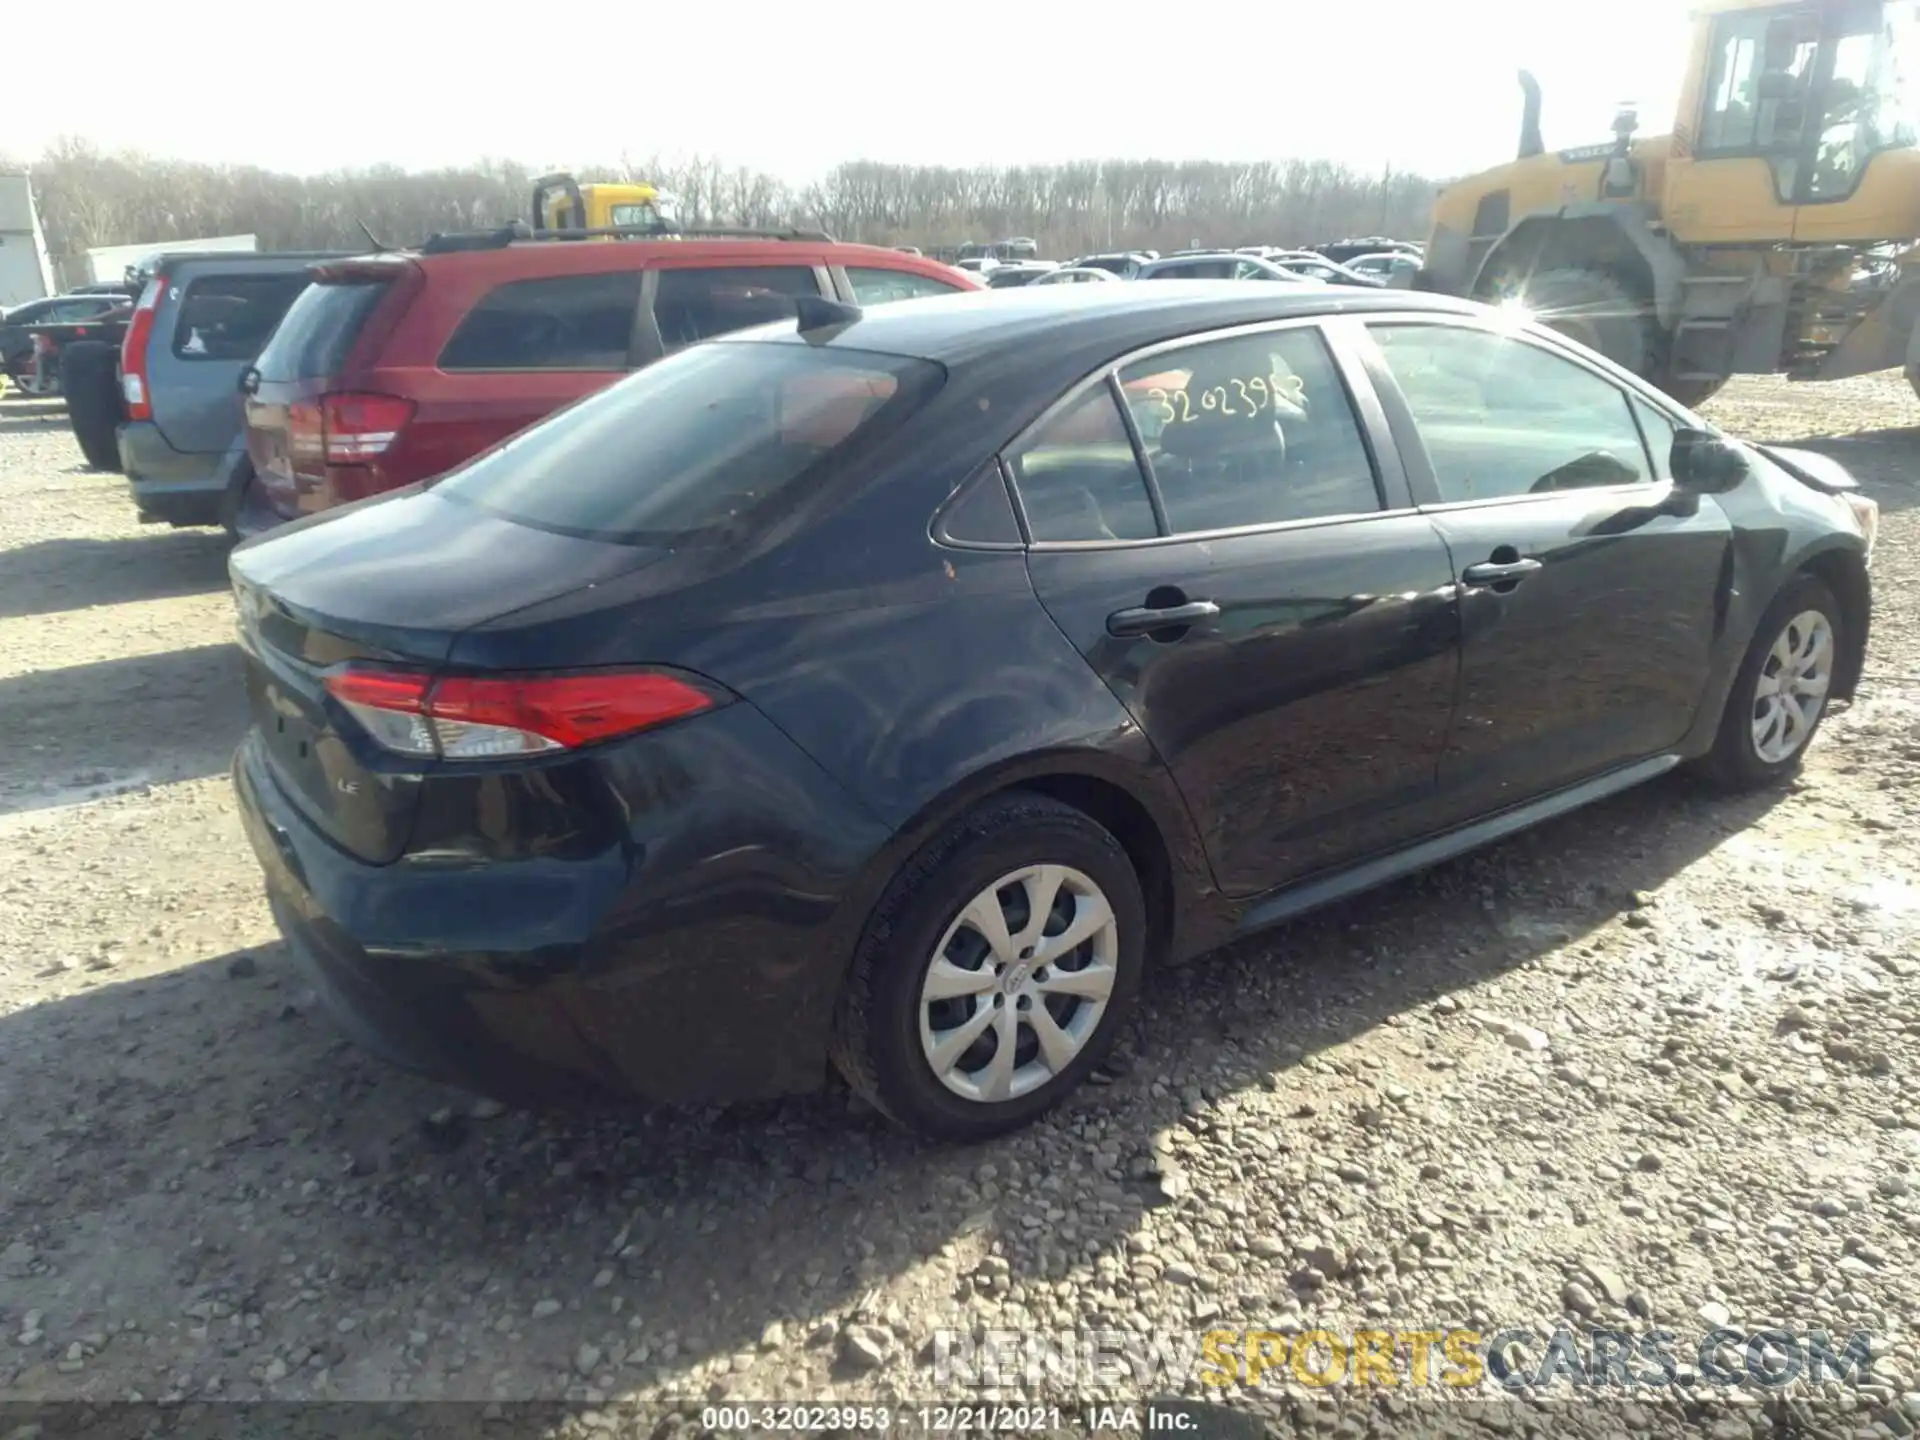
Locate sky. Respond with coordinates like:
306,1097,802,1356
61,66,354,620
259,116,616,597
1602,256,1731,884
11,0,1698,183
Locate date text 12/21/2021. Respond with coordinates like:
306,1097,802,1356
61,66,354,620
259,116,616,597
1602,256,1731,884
699,1404,1210,1433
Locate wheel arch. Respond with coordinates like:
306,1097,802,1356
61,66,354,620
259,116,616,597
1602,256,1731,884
1473,208,1688,327
1795,543,1871,702
843,747,1218,980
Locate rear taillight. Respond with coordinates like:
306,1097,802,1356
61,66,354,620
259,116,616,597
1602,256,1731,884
324,667,721,760
288,392,415,469
323,392,414,462
120,273,165,419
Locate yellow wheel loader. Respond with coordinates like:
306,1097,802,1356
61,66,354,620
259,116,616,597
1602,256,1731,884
1421,0,1920,406
531,174,682,234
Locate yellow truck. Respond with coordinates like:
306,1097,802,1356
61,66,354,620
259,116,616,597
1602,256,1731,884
1421,0,1920,404
532,173,681,234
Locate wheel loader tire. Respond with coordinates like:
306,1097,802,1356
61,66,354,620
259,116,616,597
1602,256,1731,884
60,342,124,472
1520,267,1656,376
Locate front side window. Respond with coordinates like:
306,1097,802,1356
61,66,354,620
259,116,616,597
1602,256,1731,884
1701,9,1777,151
1806,2,1919,198
846,267,962,306
608,202,665,230
1371,324,1655,503
1118,328,1381,532
1143,261,1220,280
652,265,821,350
439,272,642,371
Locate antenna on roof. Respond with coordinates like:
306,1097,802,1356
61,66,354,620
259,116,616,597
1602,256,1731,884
357,220,390,253
795,294,862,338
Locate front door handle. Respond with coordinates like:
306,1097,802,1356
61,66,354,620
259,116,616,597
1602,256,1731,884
1461,558,1543,588
1106,599,1220,637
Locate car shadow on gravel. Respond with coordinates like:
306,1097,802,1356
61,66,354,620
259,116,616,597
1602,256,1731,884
0,768,1790,1399
0,642,244,816
0,532,231,620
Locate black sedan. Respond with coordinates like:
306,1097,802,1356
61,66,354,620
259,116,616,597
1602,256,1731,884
229,284,1877,1141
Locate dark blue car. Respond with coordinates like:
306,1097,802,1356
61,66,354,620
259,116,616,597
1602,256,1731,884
229,282,1876,1140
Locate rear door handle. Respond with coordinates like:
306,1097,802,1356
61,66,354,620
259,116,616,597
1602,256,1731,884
1106,600,1220,637
1461,559,1543,588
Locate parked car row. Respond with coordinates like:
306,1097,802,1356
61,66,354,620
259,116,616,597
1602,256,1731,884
223,278,1876,1139
969,239,1425,291
27,216,983,538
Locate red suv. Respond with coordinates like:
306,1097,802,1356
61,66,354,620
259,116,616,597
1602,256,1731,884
241,229,979,529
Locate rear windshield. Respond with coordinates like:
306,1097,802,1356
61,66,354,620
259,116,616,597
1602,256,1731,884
432,341,943,545
254,278,390,380
170,273,311,362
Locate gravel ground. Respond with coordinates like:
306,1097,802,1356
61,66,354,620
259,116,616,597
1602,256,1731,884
0,377,1917,1437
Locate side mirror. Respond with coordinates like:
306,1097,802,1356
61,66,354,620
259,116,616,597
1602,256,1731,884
1671,427,1749,492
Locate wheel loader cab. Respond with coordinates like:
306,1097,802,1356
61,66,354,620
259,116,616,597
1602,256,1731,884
1667,0,1920,244
531,174,683,236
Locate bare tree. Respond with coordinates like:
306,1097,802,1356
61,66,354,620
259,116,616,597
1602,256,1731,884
18,139,1436,282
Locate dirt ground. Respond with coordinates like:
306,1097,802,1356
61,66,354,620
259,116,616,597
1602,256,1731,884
0,376,1917,1436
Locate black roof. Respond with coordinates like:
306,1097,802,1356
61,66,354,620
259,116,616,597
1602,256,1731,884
732,281,1482,368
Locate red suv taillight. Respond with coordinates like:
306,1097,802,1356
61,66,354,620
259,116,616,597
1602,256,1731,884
120,273,165,419
288,392,416,469
323,667,720,760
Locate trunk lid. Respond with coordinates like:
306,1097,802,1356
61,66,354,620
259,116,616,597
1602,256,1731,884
229,488,666,863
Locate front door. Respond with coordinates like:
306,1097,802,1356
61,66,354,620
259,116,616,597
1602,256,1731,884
1016,321,1461,897
1364,319,1734,820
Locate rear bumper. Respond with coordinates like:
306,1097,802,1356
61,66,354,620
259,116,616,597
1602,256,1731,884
120,421,229,525
230,702,893,1107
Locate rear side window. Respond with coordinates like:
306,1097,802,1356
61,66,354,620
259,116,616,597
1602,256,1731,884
170,274,310,362
432,342,943,543
1119,327,1381,531
653,266,822,350
1006,386,1158,542
254,279,390,381
847,267,962,306
440,271,642,371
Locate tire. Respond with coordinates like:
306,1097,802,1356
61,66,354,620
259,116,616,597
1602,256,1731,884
1699,574,1843,791
60,341,123,471
218,458,265,543
1519,267,1657,376
830,792,1147,1141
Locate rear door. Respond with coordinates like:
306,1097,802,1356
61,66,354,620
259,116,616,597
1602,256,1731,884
411,268,647,479
153,266,313,455
1363,317,1733,819
1019,319,1462,896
